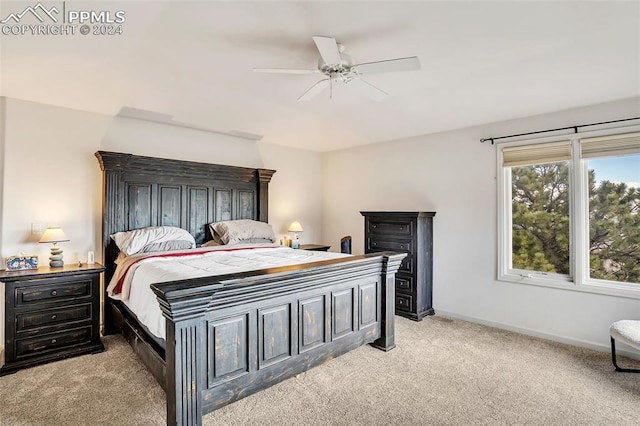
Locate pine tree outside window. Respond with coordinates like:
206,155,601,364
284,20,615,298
497,128,640,296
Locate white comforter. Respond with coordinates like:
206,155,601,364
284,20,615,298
107,244,348,339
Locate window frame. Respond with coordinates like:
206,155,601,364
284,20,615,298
497,124,640,299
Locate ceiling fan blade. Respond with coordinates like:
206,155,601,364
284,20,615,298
346,78,388,101
312,36,342,65
298,79,330,101
353,56,421,74
253,68,317,74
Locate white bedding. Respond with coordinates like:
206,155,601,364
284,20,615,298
107,243,348,340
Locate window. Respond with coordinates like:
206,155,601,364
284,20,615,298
498,128,640,295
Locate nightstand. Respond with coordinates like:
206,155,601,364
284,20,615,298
0,263,105,376
299,244,331,252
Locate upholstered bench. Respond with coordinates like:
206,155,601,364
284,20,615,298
610,320,640,373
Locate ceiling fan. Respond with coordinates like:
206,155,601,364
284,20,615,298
253,36,421,101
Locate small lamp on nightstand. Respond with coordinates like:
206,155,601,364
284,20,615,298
288,221,303,249
39,227,70,267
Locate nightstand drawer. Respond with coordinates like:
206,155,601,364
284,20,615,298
16,304,92,333
367,221,413,237
15,326,92,358
15,278,92,306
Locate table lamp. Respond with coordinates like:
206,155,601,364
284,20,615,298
39,227,70,267
288,221,303,249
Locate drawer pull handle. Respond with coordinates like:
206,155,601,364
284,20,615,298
372,224,377,228
51,314,57,320
400,245,405,249
51,339,57,344
51,290,58,296
372,242,377,246
399,226,404,230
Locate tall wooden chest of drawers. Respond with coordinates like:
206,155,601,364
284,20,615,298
361,211,435,321
0,264,105,375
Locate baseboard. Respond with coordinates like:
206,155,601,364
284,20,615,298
434,309,640,362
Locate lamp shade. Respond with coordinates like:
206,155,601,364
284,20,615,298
39,227,70,244
288,222,303,233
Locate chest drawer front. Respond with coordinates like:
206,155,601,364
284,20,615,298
395,293,413,312
399,256,413,274
395,275,414,293
366,237,413,253
15,278,92,306
367,239,414,274
16,304,92,333
15,326,92,358
367,220,413,237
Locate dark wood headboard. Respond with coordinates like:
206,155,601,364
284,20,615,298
95,151,276,282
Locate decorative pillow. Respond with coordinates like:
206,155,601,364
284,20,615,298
203,237,272,247
139,240,195,253
209,220,275,245
111,226,196,256
231,238,274,245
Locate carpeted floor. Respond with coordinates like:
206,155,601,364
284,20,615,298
1,316,639,425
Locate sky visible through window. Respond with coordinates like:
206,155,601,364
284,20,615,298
589,155,640,188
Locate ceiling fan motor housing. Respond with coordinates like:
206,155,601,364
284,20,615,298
318,52,353,75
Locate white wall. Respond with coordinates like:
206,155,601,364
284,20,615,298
1,98,111,265
257,143,323,246
322,96,640,354
0,97,324,266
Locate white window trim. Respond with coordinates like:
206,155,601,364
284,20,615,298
496,124,640,299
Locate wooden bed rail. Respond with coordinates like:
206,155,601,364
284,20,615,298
151,252,405,426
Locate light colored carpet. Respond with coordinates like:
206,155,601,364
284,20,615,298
1,316,639,425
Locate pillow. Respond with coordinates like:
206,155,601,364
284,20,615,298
202,237,272,247
111,226,196,256
232,238,274,245
139,240,195,253
209,220,275,245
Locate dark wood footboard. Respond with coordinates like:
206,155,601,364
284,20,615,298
151,252,404,426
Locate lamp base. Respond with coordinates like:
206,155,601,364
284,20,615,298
49,247,64,268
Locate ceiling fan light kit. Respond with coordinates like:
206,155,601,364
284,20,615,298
254,36,421,101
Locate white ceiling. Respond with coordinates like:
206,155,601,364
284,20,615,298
1,1,639,151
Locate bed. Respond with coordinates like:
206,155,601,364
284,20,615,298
95,151,404,426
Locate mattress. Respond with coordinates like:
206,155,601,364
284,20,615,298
107,244,348,339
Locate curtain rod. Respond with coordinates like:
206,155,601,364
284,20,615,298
480,116,640,145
